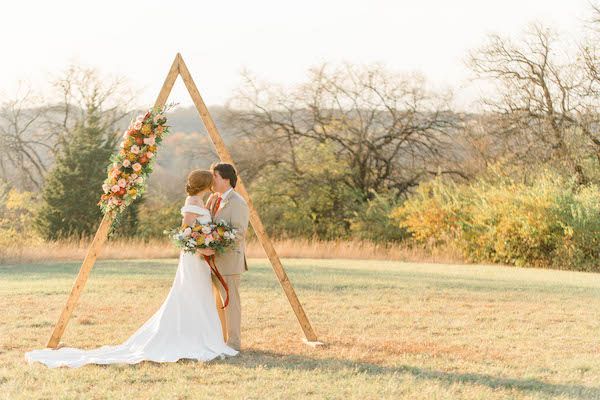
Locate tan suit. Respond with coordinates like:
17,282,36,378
211,188,249,350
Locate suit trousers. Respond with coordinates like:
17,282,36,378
211,273,241,351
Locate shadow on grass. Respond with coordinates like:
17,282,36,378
213,349,600,399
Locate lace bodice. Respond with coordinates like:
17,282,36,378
180,204,212,224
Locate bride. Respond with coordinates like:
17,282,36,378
25,170,239,368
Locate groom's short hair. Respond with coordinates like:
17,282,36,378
211,162,238,188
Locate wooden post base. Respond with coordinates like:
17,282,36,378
302,338,326,348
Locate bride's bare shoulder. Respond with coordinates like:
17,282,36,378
185,195,204,207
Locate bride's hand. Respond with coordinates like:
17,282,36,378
197,248,216,256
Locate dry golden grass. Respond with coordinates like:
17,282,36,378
2,258,600,399
0,237,464,264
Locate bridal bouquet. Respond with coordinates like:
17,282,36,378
165,219,238,308
165,220,238,255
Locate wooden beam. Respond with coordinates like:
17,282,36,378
47,53,321,349
46,54,182,348
46,214,113,348
177,55,320,343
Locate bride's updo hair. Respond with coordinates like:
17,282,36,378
185,170,213,196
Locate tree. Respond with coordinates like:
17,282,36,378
32,65,137,239
0,86,50,190
468,24,600,185
35,103,118,239
226,63,459,203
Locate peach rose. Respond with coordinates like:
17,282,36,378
143,135,155,146
132,163,142,172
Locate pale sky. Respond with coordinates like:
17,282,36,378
2,0,593,110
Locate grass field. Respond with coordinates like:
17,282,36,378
2,258,600,399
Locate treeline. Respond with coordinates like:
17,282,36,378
2,14,600,270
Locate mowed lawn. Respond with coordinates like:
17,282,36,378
2,258,600,399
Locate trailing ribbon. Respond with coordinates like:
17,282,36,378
203,254,229,308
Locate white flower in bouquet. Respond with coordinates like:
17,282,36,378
201,225,212,235
183,227,192,237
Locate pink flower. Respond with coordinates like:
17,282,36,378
118,178,127,188
130,173,138,180
111,185,120,193
130,145,140,154
133,121,142,130
102,183,110,193
136,176,144,184
110,169,120,179
122,159,131,168
146,151,154,159
132,163,142,172
191,232,199,239
183,227,192,237
143,135,155,146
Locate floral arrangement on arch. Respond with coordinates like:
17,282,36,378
98,107,170,215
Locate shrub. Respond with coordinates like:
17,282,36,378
393,168,600,271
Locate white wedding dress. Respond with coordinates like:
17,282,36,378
25,204,238,368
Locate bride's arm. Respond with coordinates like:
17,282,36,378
181,195,202,227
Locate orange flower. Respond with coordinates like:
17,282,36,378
141,124,152,135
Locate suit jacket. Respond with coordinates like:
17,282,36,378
212,189,249,275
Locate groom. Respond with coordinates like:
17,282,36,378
209,162,249,351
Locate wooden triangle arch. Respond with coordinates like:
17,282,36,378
46,53,322,349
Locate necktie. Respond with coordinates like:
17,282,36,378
213,194,222,214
